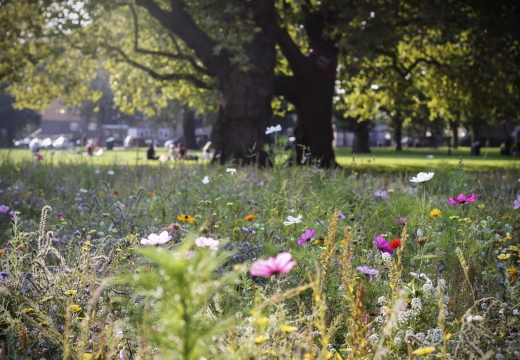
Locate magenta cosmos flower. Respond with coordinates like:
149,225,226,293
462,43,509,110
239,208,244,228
374,235,393,255
140,231,172,245
393,217,409,225
298,229,316,246
514,195,520,210
357,266,379,275
250,252,297,277
448,193,477,205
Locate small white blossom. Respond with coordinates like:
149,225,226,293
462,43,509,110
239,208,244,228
283,214,302,226
411,298,422,311
466,315,483,323
265,124,282,135
226,168,237,174
202,176,210,184
107,170,115,175
409,172,434,183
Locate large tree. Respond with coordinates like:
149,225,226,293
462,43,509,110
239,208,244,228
4,0,278,165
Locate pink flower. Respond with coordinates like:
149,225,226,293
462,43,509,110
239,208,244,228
140,231,172,245
357,266,379,275
195,236,219,250
515,195,520,210
56,213,63,218
250,252,297,277
393,217,408,225
298,229,316,246
448,193,477,205
34,153,43,161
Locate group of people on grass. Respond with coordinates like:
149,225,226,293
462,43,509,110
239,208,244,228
147,142,206,161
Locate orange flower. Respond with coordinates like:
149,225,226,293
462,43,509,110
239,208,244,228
245,214,255,221
0,249,5,255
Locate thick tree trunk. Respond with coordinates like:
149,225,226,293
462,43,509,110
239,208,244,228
182,107,197,149
394,118,403,151
353,120,371,153
212,0,276,166
290,74,336,167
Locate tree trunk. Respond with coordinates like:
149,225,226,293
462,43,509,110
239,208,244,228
353,120,371,153
212,1,276,166
290,74,336,167
450,119,459,149
471,121,481,143
394,118,403,151
182,107,197,149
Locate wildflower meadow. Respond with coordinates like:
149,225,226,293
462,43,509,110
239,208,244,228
1,152,520,359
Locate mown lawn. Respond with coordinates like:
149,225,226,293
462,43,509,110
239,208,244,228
1,146,519,172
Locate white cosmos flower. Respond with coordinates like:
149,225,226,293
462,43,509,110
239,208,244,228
202,176,210,184
140,231,172,245
195,236,219,250
107,170,115,175
265,124,282,135
226,168,237,174
409,172,434,183
283,214,302,226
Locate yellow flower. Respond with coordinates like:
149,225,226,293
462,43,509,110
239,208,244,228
460,217,472,223
98,190,105,196
480,221,487,227
147,191,154,197
70,305,82,313
41,296,53,303
449,215,459,220
281,325,297,333
429,208,442,218
477,204,485,209
498,254,511,260
177,214,195,224
508,266,518,282
205,200,211,205
21,308,34,314
253,317,268,325
245,214,255,221
509,246,518,251
412,347,436,356
226,202,234,206
503,215,512,220
504,232,512,241
65,290,77,295
254,336,269,344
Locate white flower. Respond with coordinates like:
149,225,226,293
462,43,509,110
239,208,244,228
95,169,100,174
409,172,434,183
202,176,210,184
140,231,172,245
513,309,519,316
466,315,483,323
265,124,282,135
107,170,115,175
226,168,237,174
195,236,219,250
283,214,302,226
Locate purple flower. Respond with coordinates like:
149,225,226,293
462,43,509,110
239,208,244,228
498,262,504,268
448,193,477,205
215,153,221,158
34,153,43,161
298,229,316,246
242,227,256,234
393,217,409,225
9,211,15,218
20,168,26,173
338,212,345,219
0,272,8,278
373,235,393,255
374,188,390,199
77,205,84,211
56,213,63,218
514,195,520,210
257,182,264,187
52,238,61,243
357,266,379,275
73,230,81,236
0,205,9,213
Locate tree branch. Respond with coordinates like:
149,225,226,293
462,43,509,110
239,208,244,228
105,45,213,89
117,2,212,76
135,0,220,75
276,26,311,77
374,47,443,78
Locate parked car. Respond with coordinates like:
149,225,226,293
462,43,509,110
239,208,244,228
124,136,149,148
163,136,184,148
40,138,53,148
13,138,31,148
52,136,75,149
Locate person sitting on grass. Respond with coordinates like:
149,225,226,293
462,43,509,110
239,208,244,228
147,143,159,160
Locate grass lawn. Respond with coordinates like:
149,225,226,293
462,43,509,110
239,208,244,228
1,146,519,172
